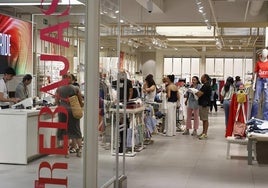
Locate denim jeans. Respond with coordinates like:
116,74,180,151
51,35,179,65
251,78,268,120
223,99,230,127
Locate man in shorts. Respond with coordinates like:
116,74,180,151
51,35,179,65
196,74,212,139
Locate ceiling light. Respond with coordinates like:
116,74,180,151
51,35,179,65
195,0,211,30
198,9,204,13
167,38,215,41
215,38,222,49
156,26,214,37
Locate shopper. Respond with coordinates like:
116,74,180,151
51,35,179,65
221,76,235,128
55,73,84,158
183,76,201,136
71,73,80,87
210,78,218,113
165,74,180,136
111,70,133,102
111,70,133,152
0,67,20,109
196,74,212,140
143,74,156,103
234,76,243,92
15,74,32,100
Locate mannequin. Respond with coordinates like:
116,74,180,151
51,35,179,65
251,48,268,120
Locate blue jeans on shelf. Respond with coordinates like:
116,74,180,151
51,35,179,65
251,78,268,120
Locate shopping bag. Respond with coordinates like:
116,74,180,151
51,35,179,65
233,103,247,137
233,121,247,137
69,95,83,119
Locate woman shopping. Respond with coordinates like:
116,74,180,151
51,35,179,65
183,76,201,136
143,74,156,103
165,74,180,136
221,77,235,128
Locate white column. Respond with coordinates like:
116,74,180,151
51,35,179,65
84,0,99,188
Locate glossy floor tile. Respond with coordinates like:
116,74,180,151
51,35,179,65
1,108,268,188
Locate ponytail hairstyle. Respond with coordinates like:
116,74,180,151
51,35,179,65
167,74,175,83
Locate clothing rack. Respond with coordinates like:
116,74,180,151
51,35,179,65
110,106,145,157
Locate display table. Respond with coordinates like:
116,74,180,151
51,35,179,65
226,136,249,159
0,108,56,164
109,106,145,157
247,132,268,165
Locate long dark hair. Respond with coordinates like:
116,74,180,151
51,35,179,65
224,77,234,92
145,74,156,87
191,76,201,86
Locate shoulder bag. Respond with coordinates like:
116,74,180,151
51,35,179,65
69,95,83,119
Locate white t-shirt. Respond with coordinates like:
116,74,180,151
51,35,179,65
145,88,156,102
0,78,9,106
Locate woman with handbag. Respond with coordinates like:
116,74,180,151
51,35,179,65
55,73,84,158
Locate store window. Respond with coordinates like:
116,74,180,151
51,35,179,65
205,58,215,76
206,57,253,82
233,58,243,78
164,57,200,83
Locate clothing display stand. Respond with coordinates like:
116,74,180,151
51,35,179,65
110,106,145,157
144,102,157,145
226,93,251,160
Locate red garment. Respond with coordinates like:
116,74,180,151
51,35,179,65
254,60,268,78
225,93,248,137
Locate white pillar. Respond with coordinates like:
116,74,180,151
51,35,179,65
84,1,99,187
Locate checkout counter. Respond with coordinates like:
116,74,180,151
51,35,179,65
0,98,57,164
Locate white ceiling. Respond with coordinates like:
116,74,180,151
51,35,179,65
0,0,267,52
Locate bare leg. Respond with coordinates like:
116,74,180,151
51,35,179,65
203,120,209,135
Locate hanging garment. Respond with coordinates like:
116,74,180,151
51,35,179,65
225,93,248,137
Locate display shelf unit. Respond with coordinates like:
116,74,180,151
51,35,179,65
110,106,145,157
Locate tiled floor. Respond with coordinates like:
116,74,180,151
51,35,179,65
1,108,268,188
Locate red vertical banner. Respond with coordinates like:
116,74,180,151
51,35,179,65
35,0,71,187
119,51,124,70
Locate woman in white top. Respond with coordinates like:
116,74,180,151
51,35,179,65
143,74,156,103
221,77,235,128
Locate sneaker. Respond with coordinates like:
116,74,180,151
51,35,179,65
182,129,189,135
191,130,197,136
198,134,207,140
69,147,76,153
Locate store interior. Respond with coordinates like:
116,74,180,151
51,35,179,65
0,0,268,188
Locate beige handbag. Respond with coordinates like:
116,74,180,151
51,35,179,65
69,95,83,119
